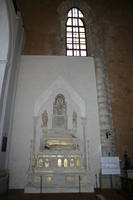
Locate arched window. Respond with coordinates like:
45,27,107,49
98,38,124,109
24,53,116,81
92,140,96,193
57,159,62,167
66,8,87,56
64,159,68,168
70,158,74,167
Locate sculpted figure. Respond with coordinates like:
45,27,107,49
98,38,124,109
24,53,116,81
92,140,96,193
56,97,64,115
73,112,77,129
41,110,48,128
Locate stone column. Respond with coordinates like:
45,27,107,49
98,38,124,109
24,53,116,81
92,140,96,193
94,55,115,156
33,116,39,155
81,117,87,169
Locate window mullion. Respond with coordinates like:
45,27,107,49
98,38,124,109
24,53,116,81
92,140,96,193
72,9,74,56
77,10,81,56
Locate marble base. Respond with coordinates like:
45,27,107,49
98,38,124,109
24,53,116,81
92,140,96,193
24,172,92,193
25,185,90,193
25,186,40,193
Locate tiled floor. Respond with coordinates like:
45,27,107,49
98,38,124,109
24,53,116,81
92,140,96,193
0,190,127,200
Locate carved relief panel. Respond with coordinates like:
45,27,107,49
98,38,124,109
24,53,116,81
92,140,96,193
52,94,67,129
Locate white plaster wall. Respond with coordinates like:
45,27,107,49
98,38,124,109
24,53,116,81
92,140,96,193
8,56,101,189
0,0,9,61
0,0,24,169
0,0,9,100
0,0,10,168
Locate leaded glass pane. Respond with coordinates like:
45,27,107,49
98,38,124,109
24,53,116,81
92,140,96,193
81,51,87,56
79,19,83,26
80,44,86,49
73,18,78,26
73,32,78,38
67,38,72,43
74,43,79,49
67,50,73,56
80,38,85,43
78,10,83,18
73,27,78,32
73,38,79,43
79,27,85,32
67,27,72,32
80,32,85,38
67,18,72,25
73,8,78,17
68,10,72,17
74,51,80,56
67,43,72,49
